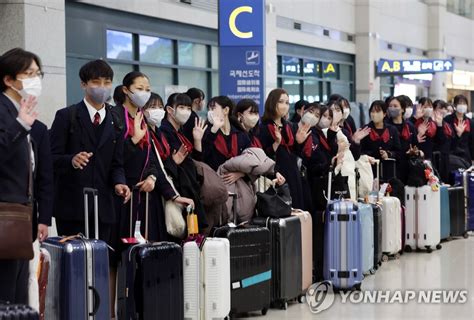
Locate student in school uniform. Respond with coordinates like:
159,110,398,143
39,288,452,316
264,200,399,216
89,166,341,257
182,87,205,143
258,88,311,210
432,99,455,183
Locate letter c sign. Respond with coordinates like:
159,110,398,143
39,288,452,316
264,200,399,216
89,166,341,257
229,6,253,39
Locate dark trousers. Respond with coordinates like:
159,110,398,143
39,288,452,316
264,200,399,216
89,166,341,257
0,259,29,304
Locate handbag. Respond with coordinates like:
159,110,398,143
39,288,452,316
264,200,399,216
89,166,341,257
256,183,292,218
151,137,187,239
0,202,34,259
407,156,428,187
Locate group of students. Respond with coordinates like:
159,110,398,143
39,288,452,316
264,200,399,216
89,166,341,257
1,47,473,314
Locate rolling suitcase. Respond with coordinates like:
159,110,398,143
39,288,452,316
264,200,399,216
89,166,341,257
448,186,468,238
42,188,110,320
183,241,200,320
252,215,302,310
405,186,442,253
323,170,363,290
373,204,383,271
359,203,375,275
201,238,231,320
454,169,474,233
291,209,313,294
440,185,451,240
212,193,271,316
380,196,402,260
117,191,184,320
0,303,39,320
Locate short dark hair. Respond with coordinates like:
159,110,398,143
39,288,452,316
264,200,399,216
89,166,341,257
418,97,433,107
389,96,408,111
433,99,447,110
263,88,288,122
453,94,468,106
235,99,259,115
186,87,205,101
79,59,113,83
294,99,309,111
369,100,387,114
166,93,192,109
0,48,42,92
143,92,164,110
400,95,413,107
328,93,344,103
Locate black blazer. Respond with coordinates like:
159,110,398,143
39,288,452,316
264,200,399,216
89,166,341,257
49,101,126,224
0,93,53,237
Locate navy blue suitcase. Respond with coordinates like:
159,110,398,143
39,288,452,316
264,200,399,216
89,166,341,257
41,188,110,320
116,191,184,320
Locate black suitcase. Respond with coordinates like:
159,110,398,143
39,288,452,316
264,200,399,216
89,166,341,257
213,194,271,316
117,191,184,320
449,186,467,238
373,204,383,270
0,303,39,320
252,216,302,310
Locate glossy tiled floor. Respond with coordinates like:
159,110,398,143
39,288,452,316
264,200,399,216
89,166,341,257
236,236,474,320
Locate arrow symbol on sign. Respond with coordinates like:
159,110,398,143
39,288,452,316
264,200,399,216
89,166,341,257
444,61,452,70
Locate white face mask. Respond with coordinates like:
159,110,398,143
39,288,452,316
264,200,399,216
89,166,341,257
301,112,319,128
318,117,331,130
174,108,192,125
242,114,259,130
343,108,351,120
404,107,413,119
207,110,215,125
145,108,165,127
423,107,433,118
457,104,468,114
13,76,42,99
128,90,151,108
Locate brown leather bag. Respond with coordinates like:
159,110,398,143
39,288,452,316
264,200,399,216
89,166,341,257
0,202,33,260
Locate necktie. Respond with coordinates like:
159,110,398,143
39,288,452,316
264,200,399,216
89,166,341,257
93,112,101,126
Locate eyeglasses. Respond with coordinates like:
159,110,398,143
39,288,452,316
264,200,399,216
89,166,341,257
19,70,44,79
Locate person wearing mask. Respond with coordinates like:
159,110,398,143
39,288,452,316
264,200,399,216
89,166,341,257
203,96,252,172
143,93,208,238
360,100,401,178
258,88,311,210
111,73,195,234
432,99,455,183
0,48,53,304
414,97,446,161
182,87,205,143
233,99,262,148
329,94,357,136
444,94,474,164
398,95,415,125
290,99,309,124
386,96,418,184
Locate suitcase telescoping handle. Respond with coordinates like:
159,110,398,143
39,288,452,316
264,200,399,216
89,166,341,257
83,187,99,239
129,186,149,241
229,192,238,225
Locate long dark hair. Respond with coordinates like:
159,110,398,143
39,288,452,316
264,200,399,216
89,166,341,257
209,96,242,130
262,88,288,122
114,71,149,105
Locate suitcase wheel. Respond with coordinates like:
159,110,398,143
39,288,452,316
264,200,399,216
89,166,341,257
404,245,413,253
382,255,389,262
281,301,288,310
436,244,442,250
370,268,376,275
426,246,433,253
262,308,268,316
463,232,469,239
394,253,401,260
297,295,305,304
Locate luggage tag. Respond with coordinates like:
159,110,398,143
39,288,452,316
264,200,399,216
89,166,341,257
121,221,146,244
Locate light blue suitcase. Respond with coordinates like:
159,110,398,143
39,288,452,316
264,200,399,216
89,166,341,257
323,200,363,290
440,185,451,240
359,203,375,275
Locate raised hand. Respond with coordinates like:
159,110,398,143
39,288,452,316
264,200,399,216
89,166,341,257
18,95,38,127
352,127,371,144
414,105,423,120
296,123,311,144
433,110,443,126
272,125,282,152
455,120,467,137
211,113,225,133
193,117,208,142
172,144,189,165
132,111,146,144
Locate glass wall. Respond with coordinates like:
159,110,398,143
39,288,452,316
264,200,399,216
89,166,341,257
277,53,355,116
106,29,217,100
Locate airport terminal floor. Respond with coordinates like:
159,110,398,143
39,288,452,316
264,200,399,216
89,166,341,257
236,235,474,320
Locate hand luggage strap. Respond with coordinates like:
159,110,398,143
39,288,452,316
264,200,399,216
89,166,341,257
83,188,99,239
129,186,150,240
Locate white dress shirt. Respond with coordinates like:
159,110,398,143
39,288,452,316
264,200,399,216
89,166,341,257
83,98,106,125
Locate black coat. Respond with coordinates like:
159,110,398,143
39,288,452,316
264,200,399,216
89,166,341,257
49,101,126,224
387,119,417,184
258,119,305,210
444,114,474,163
0,93,53,237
